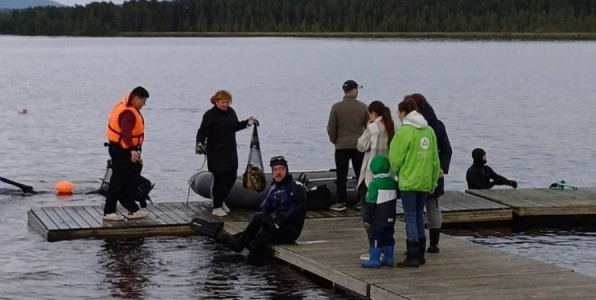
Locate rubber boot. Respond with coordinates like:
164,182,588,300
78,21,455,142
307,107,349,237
361,247,382,268
381,245,395,267
216,231,245,253
428,229,441,253
419,237,426,265
396,241,420,268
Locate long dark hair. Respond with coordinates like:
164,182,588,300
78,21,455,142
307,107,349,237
368,100,395,146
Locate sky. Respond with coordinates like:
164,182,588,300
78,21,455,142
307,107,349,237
57,0,125,6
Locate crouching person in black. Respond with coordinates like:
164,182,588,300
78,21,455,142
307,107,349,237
213,156,307,265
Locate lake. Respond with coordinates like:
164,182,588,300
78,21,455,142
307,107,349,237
1,36,595,298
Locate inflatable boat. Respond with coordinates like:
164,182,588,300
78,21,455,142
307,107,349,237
188,169,359,209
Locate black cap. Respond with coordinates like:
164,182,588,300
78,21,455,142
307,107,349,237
269,156,288,169
342,80,362,91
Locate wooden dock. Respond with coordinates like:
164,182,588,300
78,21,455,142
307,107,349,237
467,187,596,217
27,188,596,242
26,188,596,298
253,217,596,299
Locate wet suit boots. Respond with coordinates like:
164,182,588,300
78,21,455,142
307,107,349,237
190,217,246,253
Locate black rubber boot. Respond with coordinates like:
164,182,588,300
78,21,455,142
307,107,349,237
428,229,441,253
190,217,223,239
419,237,426,265
216,231,246,253
396,240,420,268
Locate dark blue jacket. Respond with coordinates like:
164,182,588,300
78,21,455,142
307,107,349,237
420,105,452,197
260,175,307,236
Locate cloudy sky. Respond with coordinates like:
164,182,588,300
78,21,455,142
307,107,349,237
57,0,125,6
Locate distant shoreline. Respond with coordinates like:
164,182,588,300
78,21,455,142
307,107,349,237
117,31,596,40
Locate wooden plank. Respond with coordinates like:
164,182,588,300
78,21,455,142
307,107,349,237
28,208,60,231
41,207,71,230
27,210,50,240
84,206,117,228
154,202,192,224
46,225,196,242
72,206,102,227
170,202,201,221
442,209,512,223
57,206,91,229
115,206,162,226
467,188,596,217
143,204,178,225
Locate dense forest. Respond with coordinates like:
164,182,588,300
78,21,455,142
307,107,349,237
0,0,595,36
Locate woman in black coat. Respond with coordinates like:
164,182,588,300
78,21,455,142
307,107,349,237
411,93,452,255
195,90,257,216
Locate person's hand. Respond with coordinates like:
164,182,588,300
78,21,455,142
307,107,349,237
363,222,370,231
195,142,206,155
248,116,259,126
130,150,140,163
439,169,444,178
510,180,518,189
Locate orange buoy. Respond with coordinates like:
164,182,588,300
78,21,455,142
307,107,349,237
55,181,74,195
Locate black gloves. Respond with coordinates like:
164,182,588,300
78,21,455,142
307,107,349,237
509,180,518,189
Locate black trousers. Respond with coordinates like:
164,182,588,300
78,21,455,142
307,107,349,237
334,149,363,204
104,144,141,215
358,182,368,216
216,212,299,253
211,171,236,208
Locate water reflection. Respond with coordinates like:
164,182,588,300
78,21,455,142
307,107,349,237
100,238,153,299
190,239,333,299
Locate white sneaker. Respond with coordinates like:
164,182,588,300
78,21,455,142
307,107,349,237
360,252,370,261
212,207,227,217
126,210,149,219
221,202,230,213
103,213,124,221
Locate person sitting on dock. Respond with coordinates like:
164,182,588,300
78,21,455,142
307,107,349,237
361,155,399,268
192,156,307,264
466,148,518,190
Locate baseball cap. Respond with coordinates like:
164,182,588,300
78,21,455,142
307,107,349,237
342,80,362,91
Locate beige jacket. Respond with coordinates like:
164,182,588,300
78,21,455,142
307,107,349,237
357,117,390,187
327,96,368,149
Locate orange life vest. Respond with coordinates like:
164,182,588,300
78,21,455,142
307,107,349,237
106,93,145,149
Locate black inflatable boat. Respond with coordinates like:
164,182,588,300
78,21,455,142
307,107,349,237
188,169,358,209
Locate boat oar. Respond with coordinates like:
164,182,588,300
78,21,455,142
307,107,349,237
0,176,35,194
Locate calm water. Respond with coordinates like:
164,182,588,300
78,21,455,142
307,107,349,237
1,36,596,298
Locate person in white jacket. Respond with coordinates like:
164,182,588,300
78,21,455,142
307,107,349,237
356,100,395,260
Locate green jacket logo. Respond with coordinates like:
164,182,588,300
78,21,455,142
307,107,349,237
420,137,430,150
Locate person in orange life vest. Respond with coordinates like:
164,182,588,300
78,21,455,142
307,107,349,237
103,86,151,221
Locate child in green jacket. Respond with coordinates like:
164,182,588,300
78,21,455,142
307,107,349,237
361,155,399,268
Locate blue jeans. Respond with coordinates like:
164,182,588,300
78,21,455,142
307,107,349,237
401,191,427,242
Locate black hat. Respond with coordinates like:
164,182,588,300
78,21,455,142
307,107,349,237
342,80,362,91
269,156,288,169
472,148,486,164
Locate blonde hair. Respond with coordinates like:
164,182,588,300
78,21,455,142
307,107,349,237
210,90,233,104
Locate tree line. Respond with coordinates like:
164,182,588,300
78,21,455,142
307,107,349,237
0,0,595,36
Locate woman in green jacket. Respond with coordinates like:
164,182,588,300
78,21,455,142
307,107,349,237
389,96,440,268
